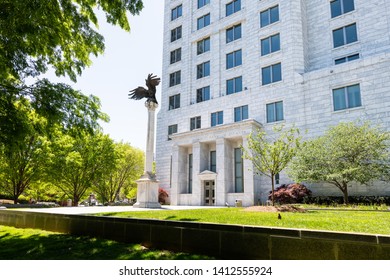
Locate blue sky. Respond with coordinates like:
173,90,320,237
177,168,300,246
45,0,164,150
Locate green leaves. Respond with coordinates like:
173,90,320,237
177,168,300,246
288,122,390,204
0,0,144,82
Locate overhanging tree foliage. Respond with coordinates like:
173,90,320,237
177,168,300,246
0,0,144,82
288,122,390,204
242,126,301,206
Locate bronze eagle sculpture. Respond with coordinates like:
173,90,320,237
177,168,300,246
128,73,160,104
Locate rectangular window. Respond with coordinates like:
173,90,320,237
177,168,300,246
211,111,223,127
188,154,193,193
171,4,182,21
226,0,241,17
198,0,210,9
226,49,242,69
210,151,216,172
335,53,359,65
170,26,182,42
234,148,244,193
331,0,355,18
169,94,180,110
226,76,243,95
333,84,361,111
333,23,358,48
260,5,279,27
266,101,284,123
261,34,280,56
169,71,181,87
196,86,210,103
170,48,181,64
197,37,210,55
262,63,282,85
226,24,242,43
234,105,248,122
197,13,210,30
168,124,178,140
197,61,210,79
190,116,201,130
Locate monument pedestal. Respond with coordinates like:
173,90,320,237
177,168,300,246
133,173,161,208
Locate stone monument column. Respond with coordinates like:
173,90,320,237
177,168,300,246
133,100,161,208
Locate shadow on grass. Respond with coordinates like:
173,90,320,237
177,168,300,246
0,227,212,260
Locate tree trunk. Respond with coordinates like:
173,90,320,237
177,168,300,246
271,175,275,206
342,182,349,205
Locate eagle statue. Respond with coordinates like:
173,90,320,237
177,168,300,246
128,73,161,104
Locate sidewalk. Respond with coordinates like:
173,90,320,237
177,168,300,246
12,205,221,215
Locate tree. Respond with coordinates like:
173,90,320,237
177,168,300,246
0,99,51,203
0,0,144,82
288,122,390,204
93,142,144,204
47,132,116,206
242,126,301,206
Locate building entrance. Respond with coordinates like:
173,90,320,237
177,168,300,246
204,180,215,206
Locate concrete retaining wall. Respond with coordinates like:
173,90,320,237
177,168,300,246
0,210,389,259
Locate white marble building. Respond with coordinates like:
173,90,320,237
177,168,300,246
156,0,390,206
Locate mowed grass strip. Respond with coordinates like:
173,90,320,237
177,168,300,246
0,225,213,260
99,208,390,236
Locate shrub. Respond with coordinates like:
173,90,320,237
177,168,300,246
158,188,169,205
269,183,312,204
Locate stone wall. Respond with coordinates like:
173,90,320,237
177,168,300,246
1,210,389,259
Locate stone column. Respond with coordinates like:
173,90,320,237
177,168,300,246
133,101,161,208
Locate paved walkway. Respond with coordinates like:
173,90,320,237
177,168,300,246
12,205,222,215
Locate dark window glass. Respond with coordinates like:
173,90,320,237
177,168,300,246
261,34,280,56
169,71,181,87
198,0,210,9
260,5,279,27
234,148,244,193
333,84,361,111
262,63,282,85
226,24,242,43
331,0,355,18
211,111,223,126
227,76,242,95
170,48,181,64
190,116,201,130
226,0,241,17
226,49,242,69
197,13,211,30
335,53,359,65
266,101,284,123
171,5,182,21
170,26,182,42
333,23,357,48
234,105,248,122
169,94,180,110
197,61,210,79
196,86,210,103
210,151,217,172
197,37,210,55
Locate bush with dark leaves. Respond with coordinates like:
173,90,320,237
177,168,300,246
269,183,312,204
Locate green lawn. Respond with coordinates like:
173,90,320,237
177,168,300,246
0,225,213,260
99,207,390,236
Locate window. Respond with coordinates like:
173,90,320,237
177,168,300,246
260,5,279,27
226,24,242,43
331,0,354,18
335,53,359,65
196,86,210,103
170,48,181,64
234,148,244,193
226,49,242,69
333,84,361,111
168,124,178,140
197,13,210,30
171,26,182,42
333,23,357,48
275,173,280,184
266,101,284,123
171,4,182,21
226,0,241,17
198,0,210,9
188,154,193,193
211,111,223,127
227,76,243,95
169,94,180,110
234,105,248,122
261,33,280,56
197,61,210,79
197,37,210,55
210,151,216,172
169,71,181,87
190,116,201,130
262,63,282,85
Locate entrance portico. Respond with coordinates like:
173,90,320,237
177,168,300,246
170,119,262,207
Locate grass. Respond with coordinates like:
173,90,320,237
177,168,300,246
98,207,390,236
0,225,213,260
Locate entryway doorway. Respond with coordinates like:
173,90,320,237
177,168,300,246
204,180,215,206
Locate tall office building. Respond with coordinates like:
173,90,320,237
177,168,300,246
156,0,390,206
